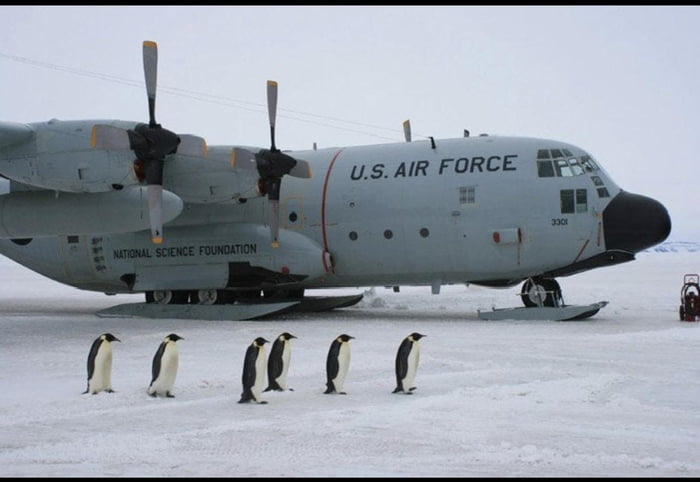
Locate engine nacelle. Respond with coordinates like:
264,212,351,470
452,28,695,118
0,119,139,193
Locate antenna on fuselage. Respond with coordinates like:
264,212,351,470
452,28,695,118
464,129,470,138
403,119,412,142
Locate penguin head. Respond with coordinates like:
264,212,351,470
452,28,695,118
102,333,120,343
165,333,183,342
254,337,269,347
409,332,426,341
280,332,297,341
338,334,354,343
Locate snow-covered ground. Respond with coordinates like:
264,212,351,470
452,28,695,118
0,249,698,477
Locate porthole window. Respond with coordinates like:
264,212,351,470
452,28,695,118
420,228,430,238
288,212,298,223
349,231,358,241
384,230,393,239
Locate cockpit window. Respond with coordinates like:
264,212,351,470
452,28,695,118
537,160,555,177
580,155,599,172
536,149,599,178
554,159,574,177
568,158,585,175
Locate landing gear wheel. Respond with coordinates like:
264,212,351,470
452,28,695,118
521,278,561,307
191,289,223,305
146,290,189,305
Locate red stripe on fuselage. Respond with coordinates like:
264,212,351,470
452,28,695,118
321,148,346,272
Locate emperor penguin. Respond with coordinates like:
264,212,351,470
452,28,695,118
324,334,354,394
148,333,183,398
239,337,269,404
83,333,120,395
265,332,297,392
393,332,426,394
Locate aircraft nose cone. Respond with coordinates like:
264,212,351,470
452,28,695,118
603,191,671,253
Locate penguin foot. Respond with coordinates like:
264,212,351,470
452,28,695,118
288,388,294,392
106,389,115,393
392,387,402,394
339,391,347,395
149,392,157,398
166,393,175,398
258,400,268,405
409,387,417,392
238,398,251,404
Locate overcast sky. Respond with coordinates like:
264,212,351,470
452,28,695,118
0,6,697,239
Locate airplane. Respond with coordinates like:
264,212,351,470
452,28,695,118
0,41,672,320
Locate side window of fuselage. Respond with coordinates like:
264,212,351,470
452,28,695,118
560,189,588,214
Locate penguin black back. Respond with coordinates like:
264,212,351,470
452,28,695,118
239,337,269,404
265,332,297,392
325,334,354,394
393,332,425,394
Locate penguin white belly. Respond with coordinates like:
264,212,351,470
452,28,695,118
90,344,113,393
333,343,351,392
150,346,179,395
403,346,420,390
278,345,291,389
252,347,266,401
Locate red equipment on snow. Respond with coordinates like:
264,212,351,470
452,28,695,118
679,274,700,322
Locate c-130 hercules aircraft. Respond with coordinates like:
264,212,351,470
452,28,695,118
0,41,671,320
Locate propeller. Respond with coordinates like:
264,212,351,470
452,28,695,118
91,41,207,244
403,119,412,142
127,40,181,244
253,80,311,248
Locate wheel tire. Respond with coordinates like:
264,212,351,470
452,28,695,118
151,290,174,305
192,289,221,305
151,290,189,305
521,278,560,307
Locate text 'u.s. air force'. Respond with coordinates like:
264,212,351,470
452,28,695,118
350,155,518,180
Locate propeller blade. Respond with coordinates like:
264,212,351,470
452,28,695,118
289,159,312,179
264,177,283,248
143,41,158,127
267,80,278,151
269,198,280,249
403,119,412,142
91,124,131,150
147,184,163,244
